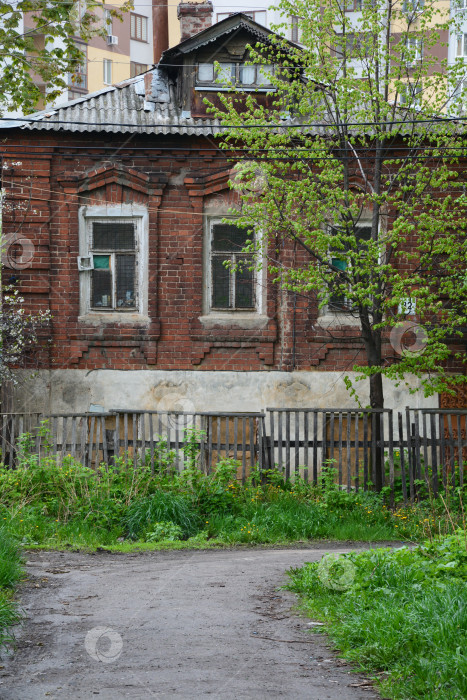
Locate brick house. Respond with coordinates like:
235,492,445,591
0,8,444,416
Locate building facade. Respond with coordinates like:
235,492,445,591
2,9,462,416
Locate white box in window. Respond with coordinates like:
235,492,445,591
77,255,93,271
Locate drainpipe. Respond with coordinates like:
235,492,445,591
153,0,169,65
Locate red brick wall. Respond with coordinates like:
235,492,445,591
1,130,462,377
177,2,213,42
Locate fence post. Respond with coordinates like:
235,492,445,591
388,411,395,507
398,412,407,503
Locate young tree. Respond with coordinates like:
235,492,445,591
0,286,50,386
213,0,467,417
0,181,51,394
0,0,130,114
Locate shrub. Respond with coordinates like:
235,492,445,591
145,521,183,542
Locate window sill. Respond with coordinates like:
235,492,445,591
78,312,150,326
199,314,269,330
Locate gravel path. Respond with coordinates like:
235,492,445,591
1,546,383,700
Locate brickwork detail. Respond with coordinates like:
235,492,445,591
3,132,460,379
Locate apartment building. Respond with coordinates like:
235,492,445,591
168,0,300,45
16,2,467,117
67,1,155,102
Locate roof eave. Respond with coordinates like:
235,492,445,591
159,12,298,65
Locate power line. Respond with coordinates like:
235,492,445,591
3,180,466,210
3,141,467,154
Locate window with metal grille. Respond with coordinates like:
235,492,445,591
210,222,255,310
89,221,137,310
130,13,148,42
328,224,372,311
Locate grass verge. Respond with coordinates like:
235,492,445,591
286,532,467,699
0,527,23,651
1,427,466,551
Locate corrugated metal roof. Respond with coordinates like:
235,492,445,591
3,74,227,135
159,14,293,64
0,14,305,137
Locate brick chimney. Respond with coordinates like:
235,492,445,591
178,2,213,42
153,0,169,64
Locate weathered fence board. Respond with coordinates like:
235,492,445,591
0,407,466,500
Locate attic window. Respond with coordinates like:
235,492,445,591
197,62,274,89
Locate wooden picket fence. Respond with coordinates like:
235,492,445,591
0,407,465,502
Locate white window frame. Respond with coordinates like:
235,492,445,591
103,58,112,84
452,77,467,111
78,205,148,319
399,81,422,106
402,0,424,16
457,33,467,58
405,36,423,65
203,217,265,318
196,63,275,91
338,0,362,10
104,8,112,35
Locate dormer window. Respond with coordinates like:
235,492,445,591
196,62,274,89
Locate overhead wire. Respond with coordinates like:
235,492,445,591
2,180,466,218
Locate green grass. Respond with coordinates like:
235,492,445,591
286,533,467,699
0,527,23,650
1,487,401,551
1,430,466,552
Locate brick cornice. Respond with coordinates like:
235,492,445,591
57,163,167,201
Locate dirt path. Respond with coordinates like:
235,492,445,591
1,546,383,700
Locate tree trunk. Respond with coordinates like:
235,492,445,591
370,372,384,492
361,320,385,491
